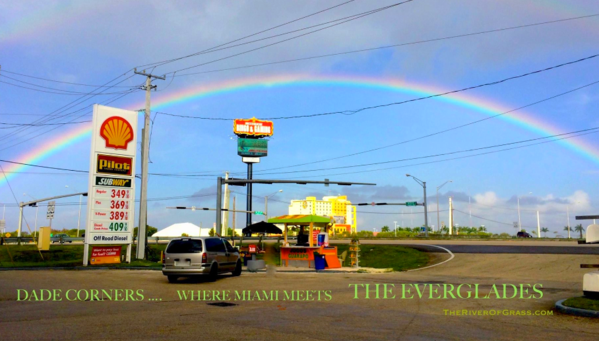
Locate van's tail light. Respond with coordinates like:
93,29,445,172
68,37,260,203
161,251,165,264
202,253,207,263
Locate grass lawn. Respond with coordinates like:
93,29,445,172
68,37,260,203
335,244,429,271
0,242,429,271
563,297,599,311
0,244,165,268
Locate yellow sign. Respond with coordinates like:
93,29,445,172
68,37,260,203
5,233,11,238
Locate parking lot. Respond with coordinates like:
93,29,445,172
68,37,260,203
1,252,598,340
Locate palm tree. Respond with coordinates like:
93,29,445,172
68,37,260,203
541,227,549,237
574,224,585,239
381,226,390,233
478,226,487,232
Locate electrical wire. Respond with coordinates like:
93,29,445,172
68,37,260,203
139,0,357,69
0,69,143,88
249,79,599,174
262,128,599,180
0,74,141,95
173,13,599,77
237,127,599,176
163,1,413,75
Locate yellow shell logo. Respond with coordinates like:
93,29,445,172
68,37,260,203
100,116,133,150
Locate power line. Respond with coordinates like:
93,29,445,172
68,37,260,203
138,0,357,69
263,128,598,180
0,69,145,88
239,127,599,176
0,72,139,145
163,1,413,75
246,78,599,174
0,120,91,127
0,87,138,152
0,74,141,95
156,53,599,123
173,13,599,77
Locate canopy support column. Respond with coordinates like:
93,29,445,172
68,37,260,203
309,222,313,247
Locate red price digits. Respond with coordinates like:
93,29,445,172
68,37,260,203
109,211,128,220
110,190,129,199
110,200,128,209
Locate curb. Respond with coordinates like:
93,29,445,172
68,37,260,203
555,299,599,318
0,267,161,271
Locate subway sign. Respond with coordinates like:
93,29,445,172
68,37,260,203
233,117,273,137
95,176,132,188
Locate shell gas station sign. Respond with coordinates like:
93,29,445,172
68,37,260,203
83,105,138,265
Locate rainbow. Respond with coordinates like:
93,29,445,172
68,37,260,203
145,74,599,164
0,123,91,186
2,74,598,187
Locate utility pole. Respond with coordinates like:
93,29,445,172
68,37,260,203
536,210,541,238
134,68,164,260
223,172,230,236
567,205,571,239
232,196,236,245
265,196,268,221
448,197,454,235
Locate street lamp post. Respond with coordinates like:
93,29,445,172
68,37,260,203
24,193,38,237
264,190,283,221
67,185,84,237
393,221,397,237
406,174,428,237
517,192,532,232
436,180,452,233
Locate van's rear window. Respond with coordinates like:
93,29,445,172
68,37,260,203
166,240,203,253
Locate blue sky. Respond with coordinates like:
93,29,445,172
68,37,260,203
1,0,598,236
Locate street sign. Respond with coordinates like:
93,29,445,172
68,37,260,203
46,201,56,219
238,138,268,157
254,211,265,215
233,117,273,137
406,202,417,206
420,226,426,232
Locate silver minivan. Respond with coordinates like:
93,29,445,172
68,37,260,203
162,237,241,283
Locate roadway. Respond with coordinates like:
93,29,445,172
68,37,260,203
330,240,599,254
0,252,598,340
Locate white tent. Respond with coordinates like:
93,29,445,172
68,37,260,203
152,222,210,237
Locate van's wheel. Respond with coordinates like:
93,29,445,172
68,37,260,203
232,261,242,276
208,264,218,282
167,276,178,283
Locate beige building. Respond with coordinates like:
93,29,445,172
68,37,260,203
288,196,357,234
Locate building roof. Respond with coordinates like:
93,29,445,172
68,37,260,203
152,222,209,237
268,215,333,224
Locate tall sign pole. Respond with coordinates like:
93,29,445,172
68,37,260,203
233,117,273,227
134,69,164,260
